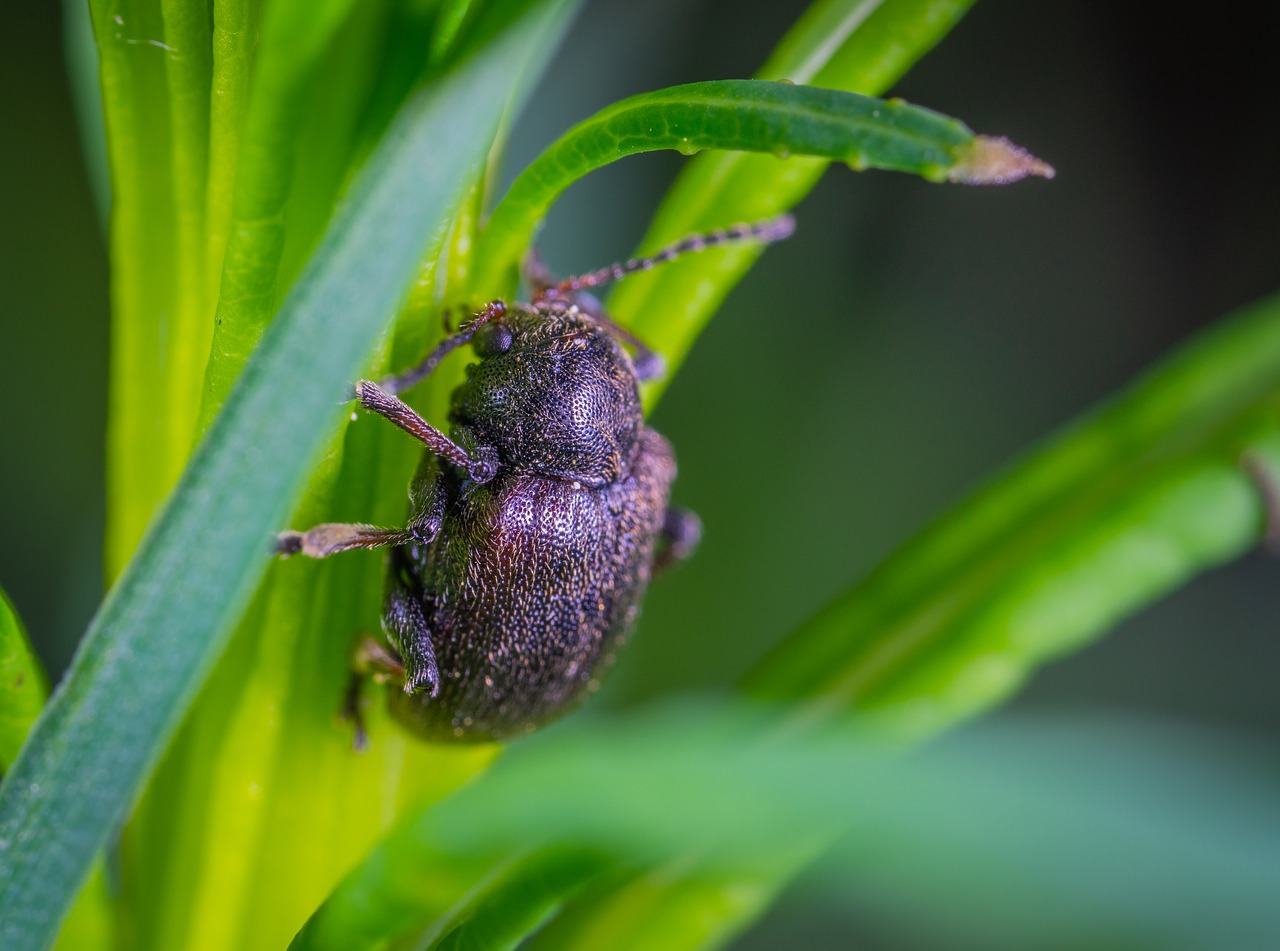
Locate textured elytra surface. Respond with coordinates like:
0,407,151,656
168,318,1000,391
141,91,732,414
385,306,677,742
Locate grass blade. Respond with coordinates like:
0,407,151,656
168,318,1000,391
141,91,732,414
157,0,214,469
424,849,608,951
89,0,181,574
0,589,46,772
747,293,1280,735
294,702,1280,951
473,78,1047,296
197,0,368,428
0,3,577,947
609,0,978,393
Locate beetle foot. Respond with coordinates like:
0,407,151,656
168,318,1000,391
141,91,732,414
1242,450,1280,554
653,507,702,576
275,531,303,556
341,672,371,754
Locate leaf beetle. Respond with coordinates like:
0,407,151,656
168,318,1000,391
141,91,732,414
277,214,795,744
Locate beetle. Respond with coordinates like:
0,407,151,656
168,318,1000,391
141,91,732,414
277,214,795,744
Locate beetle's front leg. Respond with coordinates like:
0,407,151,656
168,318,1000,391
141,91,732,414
354,381,497,484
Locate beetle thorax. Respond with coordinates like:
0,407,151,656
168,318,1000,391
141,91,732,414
450,307,643,487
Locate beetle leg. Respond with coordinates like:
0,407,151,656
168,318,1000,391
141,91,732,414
1242,451,1280,553
342,635,407,752
382,571,440,698
406,453,449,544
653,507,701,576
522,247,555,296
354,381,497,483
540,215,795,300
276,523,410,558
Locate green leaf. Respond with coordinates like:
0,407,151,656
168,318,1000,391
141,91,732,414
608,0,978,396
293,702,1280,951
473,77,1047,297
746,293,1280,736
425,848,609,951
61,0,109,230
197,0,368,429
0,3,578,948
0,590,46,772
90,0,183,574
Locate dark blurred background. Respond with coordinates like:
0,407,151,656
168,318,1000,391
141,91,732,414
2,2,1277,948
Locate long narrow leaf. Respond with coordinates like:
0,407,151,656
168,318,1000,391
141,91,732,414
0,590,45,772
293,702,1280,951
610,0,978,392
747,293,1280,733
89,0,181,575
473,78,1047,296
197,0,367,427
0,3,577,948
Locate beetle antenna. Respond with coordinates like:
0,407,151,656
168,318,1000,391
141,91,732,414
543,213,796,298
380,300,507,395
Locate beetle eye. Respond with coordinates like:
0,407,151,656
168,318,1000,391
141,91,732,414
473,323,513,358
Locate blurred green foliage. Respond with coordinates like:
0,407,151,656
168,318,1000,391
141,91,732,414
1,1,1278,950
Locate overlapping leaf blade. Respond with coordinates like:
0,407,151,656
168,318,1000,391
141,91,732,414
0,589,45,772
747,293,1280,732
473,77,1046,298
293,702,1280,951
0,3,577,948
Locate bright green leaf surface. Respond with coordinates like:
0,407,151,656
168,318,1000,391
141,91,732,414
0,597,113,951
91,0,182,575
473,77,1043,296
0,590,46,772
197,0,366,428
0,3,577,948
424,848,608,951
294,703,1280,951
609,0,977,395
747,293,1280,734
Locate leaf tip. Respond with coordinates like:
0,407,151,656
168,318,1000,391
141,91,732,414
949,135,1055,185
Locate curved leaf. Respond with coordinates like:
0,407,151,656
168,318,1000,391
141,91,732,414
293,702,1280,951
472,78,1048,296
0,3,577,948
0,590,45,772
747,293,1280,735
610,0,979,396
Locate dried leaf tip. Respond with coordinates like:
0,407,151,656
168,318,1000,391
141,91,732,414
949,135,1055,185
